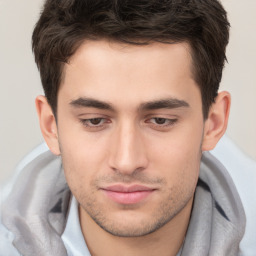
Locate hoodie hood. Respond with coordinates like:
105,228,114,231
1,151,245,256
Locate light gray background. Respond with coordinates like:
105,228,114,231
0,0,256,183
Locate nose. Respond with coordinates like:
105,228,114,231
108,122,148,175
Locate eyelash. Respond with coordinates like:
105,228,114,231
146,117,178,127
79,117,178,130
79,118,108,128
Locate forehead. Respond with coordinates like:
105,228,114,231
59,40,201,110
67,40,193,77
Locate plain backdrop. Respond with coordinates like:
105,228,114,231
0,0,256,183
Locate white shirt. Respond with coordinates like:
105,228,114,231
61,196,91,256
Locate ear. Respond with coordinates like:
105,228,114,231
35,95,60,155
202,91,231,151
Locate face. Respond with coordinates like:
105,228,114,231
56,40,204,236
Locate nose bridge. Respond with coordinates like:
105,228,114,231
109,119,147,174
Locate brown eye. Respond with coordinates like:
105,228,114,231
145,117,178,130
154,118,167,124
80,118,106,127
90,118,103,125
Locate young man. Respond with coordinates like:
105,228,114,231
1,0,255,255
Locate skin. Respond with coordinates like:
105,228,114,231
36,40,230,256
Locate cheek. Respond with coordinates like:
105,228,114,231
146,123,203,190
57,127,111,192
155,149,200,193
58,116,108,166
154,147,201,209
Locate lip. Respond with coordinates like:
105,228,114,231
101,184,156,205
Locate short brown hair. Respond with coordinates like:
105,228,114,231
32,0,230,118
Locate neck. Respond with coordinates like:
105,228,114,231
79,197,193,256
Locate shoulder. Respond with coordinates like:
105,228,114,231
211,136,256,255
0,143,52,256
0,184,22,256
0,220,21,256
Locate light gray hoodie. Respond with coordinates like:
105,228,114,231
0,137,255,255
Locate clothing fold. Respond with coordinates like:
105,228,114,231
2,151,70,256
181,153,246,255
1,151,246,256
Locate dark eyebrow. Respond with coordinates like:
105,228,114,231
140,98,190,111
70,97,114,111
70,97,189,112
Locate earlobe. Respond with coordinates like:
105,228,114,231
202,91,231,151
35,95,60,155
